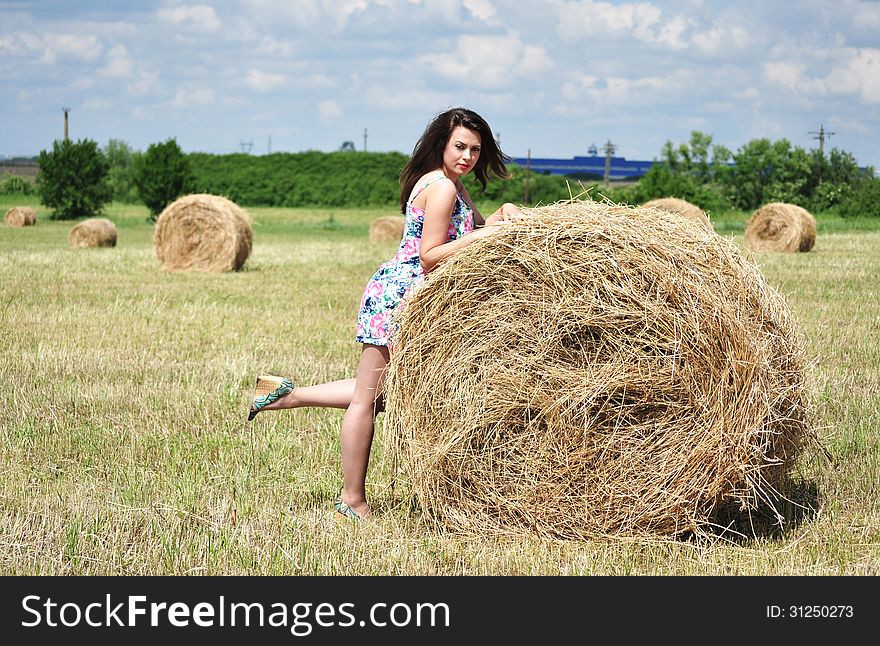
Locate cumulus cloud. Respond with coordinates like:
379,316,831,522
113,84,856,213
41,33,102,64
561,68,694,107
420,32,551,89
157,4,221,32
556,0,752,55
129,70,162,97
170,86,216,107
827,48,880,103
318,100,343,119
99,45,134,79
244,69,287,92
463,0,497,22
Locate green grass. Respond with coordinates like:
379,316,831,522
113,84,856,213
1,197,878,575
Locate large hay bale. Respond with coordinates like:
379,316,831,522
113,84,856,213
154,194,253,272
370,215,405,242
4,206,36,227
642,197,713,231
384,200,813,541
745,202,816,252
69,218,117,248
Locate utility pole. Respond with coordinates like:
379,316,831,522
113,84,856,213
524,148,531,204
363,127,368,152
267,136,271,154
239,140,253,154
63,107,70,141
603,139,616,185
808,124,835,154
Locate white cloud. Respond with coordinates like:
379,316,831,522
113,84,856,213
129,70,162,97
420,32,551,89
318,100,343,119
561,69,691,106
244,69,287,92
99,45,134,79
41,33,102,64
170,86,216,107
690,24,752,55
463,0,497,22
826,48,880,103
556,1,752,55
557,1,663,39
82,96,113,110
157,4,221,32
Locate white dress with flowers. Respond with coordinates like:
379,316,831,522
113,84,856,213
355,177,474,346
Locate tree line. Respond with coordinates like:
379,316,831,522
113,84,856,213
5,133,877,220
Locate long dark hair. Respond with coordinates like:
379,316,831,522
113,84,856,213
399,107,511,214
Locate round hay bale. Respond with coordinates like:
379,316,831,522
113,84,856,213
384,200,813,541
69,218,117,248
154,193,253,272
642,197,713,231
4,206,36,227
745,202,816,252
370,215,405,242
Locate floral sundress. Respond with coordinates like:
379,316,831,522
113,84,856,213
355,176,474,346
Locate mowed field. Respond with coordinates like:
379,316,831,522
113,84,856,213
1,195,878,575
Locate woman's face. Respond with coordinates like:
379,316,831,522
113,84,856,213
442,126,481,178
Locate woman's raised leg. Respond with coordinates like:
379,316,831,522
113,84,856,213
259,378,356,412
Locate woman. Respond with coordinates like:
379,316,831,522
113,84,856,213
247,107,522,520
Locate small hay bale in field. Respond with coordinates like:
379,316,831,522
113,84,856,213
154,193,253,272
69,218,117,248
4,206,36,227
384,200,813,541
745,202,816,252
370,215,405,242
642,197,713,231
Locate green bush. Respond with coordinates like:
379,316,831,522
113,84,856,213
0,174,34,195
36,139,112,220
189,151,406,208
838,175,880,218
135,138,195,219
104,139,141,203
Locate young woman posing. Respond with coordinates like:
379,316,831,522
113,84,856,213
247,107,522,520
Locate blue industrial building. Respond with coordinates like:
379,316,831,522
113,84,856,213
510,151,654,180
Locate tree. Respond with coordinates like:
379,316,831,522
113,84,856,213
36,138,112,220
104,139,141,203
134,138,195,219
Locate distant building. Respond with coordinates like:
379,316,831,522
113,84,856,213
511,153,654,180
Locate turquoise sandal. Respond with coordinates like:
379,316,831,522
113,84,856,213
247,375,294,421
334,499,365,523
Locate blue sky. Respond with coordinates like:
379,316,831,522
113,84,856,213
1,0,878,169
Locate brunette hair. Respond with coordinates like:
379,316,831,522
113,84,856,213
399,107,511,214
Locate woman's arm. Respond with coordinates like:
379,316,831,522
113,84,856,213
419,180,500,273
458,183,522,227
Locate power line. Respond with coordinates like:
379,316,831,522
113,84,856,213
808,124,835,154
603,139,616,184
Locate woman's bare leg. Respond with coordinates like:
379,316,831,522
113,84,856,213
339,343,389,518
260,378,356,411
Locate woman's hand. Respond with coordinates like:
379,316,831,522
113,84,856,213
485,202,524,225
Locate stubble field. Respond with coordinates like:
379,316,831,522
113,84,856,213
1,196,878,575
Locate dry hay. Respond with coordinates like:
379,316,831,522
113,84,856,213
384,199,814,541
4,206,36,227
154,193,253,272
69,218,117,248
745,202,816,253
370,215,405,242
642,197,713,232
